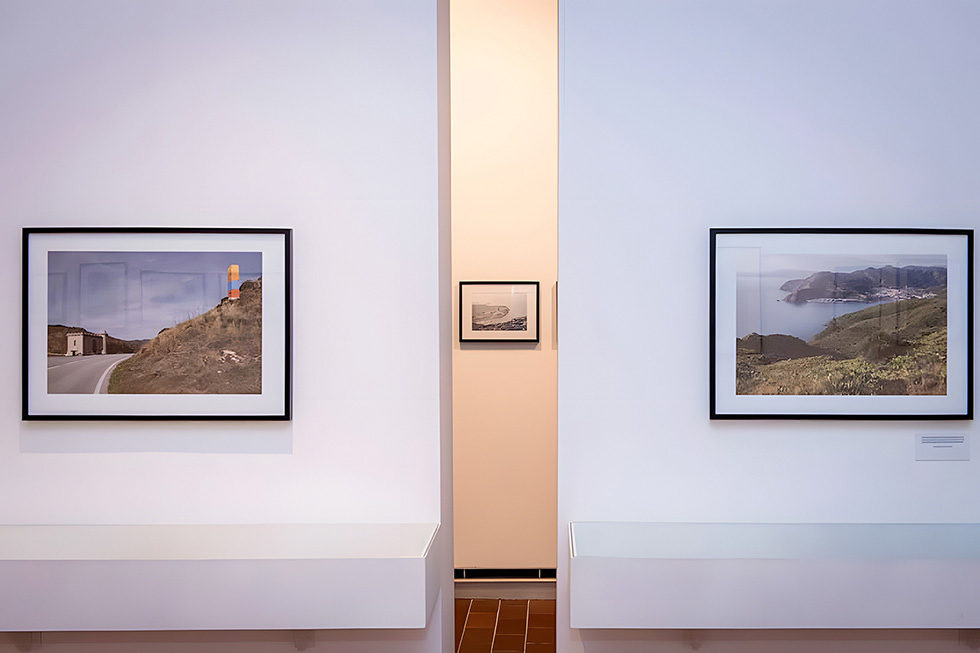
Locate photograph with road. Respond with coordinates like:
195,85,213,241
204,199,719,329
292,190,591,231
47,250,262,395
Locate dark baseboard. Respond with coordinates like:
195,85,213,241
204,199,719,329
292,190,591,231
454,568,557,580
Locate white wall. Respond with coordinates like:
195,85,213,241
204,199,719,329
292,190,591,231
0,1,451,651
558,1,980,651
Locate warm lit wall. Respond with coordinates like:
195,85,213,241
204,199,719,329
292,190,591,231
451,0,558,569
0,1,452,652
558,1,980,651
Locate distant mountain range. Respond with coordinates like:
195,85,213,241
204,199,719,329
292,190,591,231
779,265,947,305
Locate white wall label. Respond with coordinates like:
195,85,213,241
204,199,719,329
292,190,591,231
916,434,969,461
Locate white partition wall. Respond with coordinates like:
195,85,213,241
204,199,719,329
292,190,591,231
0,2,452,652
558,1,980,651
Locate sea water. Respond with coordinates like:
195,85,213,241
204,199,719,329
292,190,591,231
738,273,888,342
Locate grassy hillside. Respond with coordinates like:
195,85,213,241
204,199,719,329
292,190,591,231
108,279,262,394
737,294,947,396
809,293,947,360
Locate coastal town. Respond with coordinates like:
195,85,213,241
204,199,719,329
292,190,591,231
804,288,937,304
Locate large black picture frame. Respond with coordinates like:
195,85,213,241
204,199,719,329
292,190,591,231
710,228,973,420
23,227,292,420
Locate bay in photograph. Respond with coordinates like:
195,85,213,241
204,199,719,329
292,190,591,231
734,255,948,396
741,272,889,342
471,292,528,330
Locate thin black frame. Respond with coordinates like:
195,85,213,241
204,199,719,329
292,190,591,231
459,281,540,343
23,227,293,421
710,227,973,420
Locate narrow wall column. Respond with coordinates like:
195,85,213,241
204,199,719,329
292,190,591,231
451,0,558,570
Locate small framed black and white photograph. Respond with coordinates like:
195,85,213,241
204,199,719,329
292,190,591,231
23,227,292,420
711,228,973,420
459,281,539,343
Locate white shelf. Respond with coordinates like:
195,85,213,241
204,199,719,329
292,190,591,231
569,521,980,629
0,523,441,632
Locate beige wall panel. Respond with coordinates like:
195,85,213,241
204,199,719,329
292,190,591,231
451,0,558,569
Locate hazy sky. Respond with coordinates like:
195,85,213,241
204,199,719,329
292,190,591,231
48,251,261,340
471,292,529,318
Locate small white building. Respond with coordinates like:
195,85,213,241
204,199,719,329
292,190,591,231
66,330,107,356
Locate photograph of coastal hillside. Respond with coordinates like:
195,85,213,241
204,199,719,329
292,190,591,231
736,256,948,396
47,251,262,395
471,292,530,332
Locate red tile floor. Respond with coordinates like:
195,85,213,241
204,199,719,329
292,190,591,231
455,598,556,653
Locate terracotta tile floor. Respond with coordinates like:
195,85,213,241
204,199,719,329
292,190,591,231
455,598,556,653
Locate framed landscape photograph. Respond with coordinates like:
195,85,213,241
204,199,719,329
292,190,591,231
23,227,292,420
711,228,973,420
459,281,539,343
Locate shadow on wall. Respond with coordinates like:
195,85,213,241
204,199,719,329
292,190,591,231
1,628,438,653
578,629,976,652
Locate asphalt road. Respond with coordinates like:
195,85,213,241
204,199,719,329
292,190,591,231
47,354,133,394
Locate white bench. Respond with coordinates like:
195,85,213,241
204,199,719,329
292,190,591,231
0,523,441,632
569,521,980,629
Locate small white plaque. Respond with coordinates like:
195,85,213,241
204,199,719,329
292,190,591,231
916,434,969,461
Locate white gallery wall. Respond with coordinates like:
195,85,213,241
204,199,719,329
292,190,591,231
558,1,980,651
0,1,451,652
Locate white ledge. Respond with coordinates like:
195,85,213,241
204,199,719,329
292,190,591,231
569,521,980,629
0,523,441,632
